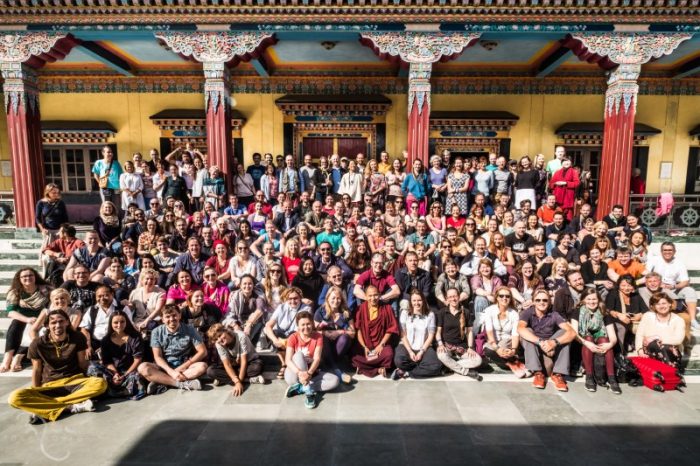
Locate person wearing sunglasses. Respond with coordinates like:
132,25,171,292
483,287,529,378
264,287,311,379
313,240,353,282
518,289,576,391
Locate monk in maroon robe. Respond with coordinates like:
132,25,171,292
352,285,399,377
549,158,580,221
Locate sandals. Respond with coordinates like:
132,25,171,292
11,355,24,372
276,365,287,379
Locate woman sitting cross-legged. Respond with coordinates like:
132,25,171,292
436,288,483,380
284,311,340,409
87,310,146,399
392,290,442,380
352,285,399,378
314,285,356,384
483,286,529,378
571,288,621,394
206,323,266,397
264,286,311,379
634,292,686,369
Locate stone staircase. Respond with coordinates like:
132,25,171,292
0,232,699,374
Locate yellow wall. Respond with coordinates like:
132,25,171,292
0,92,694,194
0,109,11,190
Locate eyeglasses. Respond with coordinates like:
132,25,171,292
534,298,549,303
204,274,217,278
497,294,511,299
329,274,342,279
270,270,282,274
320,248,331,252
466,223,476,227
287,295,300,301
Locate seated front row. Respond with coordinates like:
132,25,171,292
6,280,687,422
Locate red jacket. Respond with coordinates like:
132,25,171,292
549,168,580,211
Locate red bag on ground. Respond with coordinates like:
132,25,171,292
628,356,685,392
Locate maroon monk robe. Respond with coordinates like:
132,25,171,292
352,302,399,377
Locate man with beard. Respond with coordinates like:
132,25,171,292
8,309,108,423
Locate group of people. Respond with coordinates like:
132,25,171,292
6,144,696,423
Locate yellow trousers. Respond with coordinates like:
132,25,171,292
8,374,108,422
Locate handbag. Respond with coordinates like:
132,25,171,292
99,159,114,189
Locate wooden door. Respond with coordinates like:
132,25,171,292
337,138,368,159
302,137,334,160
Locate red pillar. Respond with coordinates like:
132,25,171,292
203,62,233,194
2,64,45,229
597,64,639,220
407,62,432,167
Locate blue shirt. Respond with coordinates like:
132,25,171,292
401,173,431,199
92,159,123,190
151,323,203,367
224,205,247,216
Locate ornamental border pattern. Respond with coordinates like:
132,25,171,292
34,76,700,95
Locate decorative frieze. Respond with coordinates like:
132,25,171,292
569,32,692,115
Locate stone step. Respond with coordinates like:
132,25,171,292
7,240,43,251
0,252,41,261
0,260,40,271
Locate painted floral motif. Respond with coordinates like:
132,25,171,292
571,32,692,65
0,32,67,63
155,31,274,64
362,32,480,116
0,33,65,114
361,32,480,64
571,33,692,115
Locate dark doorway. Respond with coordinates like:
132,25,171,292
338,138,368,159
302,137,334,160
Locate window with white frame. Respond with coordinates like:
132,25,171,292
43,146,102,193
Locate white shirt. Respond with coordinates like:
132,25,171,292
79,304,132,341
646,254,689,286
400,310,436,351
483,305,519,343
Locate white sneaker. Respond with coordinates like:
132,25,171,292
691,319,700,331
178,379,202,391
69,399,95,414
249,375,266,384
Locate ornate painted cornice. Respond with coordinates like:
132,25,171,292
360,32,480,65
568,32,692,115
0,32,67,63
34,75,700,96
1,2,698,24
155,31,275,65
361,31,480,115
569,33,692,66
155,31,275,112
0,32,70,115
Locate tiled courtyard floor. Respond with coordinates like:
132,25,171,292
1,375,699,465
